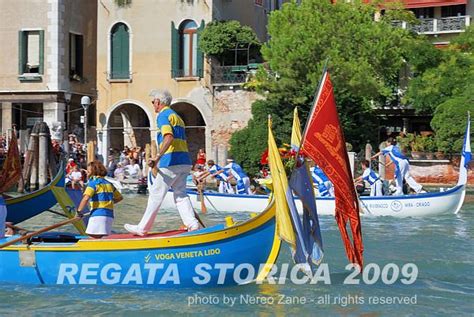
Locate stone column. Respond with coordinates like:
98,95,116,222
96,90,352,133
43,102,65,131
205,126,212,163
149,128,158,146
38,123,50,188
29,126,39,190
402,118,409,134
97,127,109,163
1,102,13,133
365,142,373,161
379,142,386,179
348,152,355,178
214,144,219,165
217,144,228,166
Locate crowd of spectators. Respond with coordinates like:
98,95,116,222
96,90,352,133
0,134,7,169
65,145,146,188
104,146,145,182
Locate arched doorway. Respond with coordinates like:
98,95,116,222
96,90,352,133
108,103,151,151
172,102,206,165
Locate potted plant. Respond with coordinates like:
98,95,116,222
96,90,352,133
424,136,436,159
435,137,448,160
435,149,446,160
396,133,414,157
410,135,425,159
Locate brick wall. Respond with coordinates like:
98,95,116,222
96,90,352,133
409,160,474,186
211,87,263,147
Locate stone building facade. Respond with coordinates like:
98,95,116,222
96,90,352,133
0,0,97,147
95,0,284,165
374,0,473,136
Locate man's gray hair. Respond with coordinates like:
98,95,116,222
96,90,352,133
149,89,173,106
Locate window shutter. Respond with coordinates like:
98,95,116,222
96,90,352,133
171,21,179,78
70,33,75,73
111,24,129,79
77,35,83,77
111,27,120,78
196,20,205,78
121,26,129,78
39,30,44,74
18,31,26,74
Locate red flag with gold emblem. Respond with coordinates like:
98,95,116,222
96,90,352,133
0,132,22,193
300,70,363,268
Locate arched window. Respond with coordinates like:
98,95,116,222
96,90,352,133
110,23,130,79
171,20,204,78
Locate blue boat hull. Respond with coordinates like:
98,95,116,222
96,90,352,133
5,167,64,224
0,202,280,288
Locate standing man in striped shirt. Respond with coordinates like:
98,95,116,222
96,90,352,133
124,89,200,235
372,137,425,195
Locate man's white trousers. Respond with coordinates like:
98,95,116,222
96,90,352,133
138,164,199,232
394,160,423,195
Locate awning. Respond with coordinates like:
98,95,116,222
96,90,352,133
402,0,467,9
366,0,468,9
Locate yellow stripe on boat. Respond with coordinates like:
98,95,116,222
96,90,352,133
3,201,276,252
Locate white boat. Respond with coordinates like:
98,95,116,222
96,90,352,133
163,114,471,218
105,176,140,193
161,184,466,217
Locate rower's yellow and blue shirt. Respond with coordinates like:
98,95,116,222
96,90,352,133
84,176,122,218
157,106,192,168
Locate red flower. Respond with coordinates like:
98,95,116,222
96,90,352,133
260,149,269,165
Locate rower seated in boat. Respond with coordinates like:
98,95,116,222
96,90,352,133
198,160,234,194
354,160,383,197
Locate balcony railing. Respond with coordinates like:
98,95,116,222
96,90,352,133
393,15,471,34
438,16,469,32
211,64,261,85
171,69,203,79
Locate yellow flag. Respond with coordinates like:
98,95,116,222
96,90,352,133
268,117,296,248
291,107,302,151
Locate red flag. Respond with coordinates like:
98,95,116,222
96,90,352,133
301,70,364,268
0,132,22,193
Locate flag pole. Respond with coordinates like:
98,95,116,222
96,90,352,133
297,58,329,159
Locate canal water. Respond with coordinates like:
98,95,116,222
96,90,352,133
0,192,472,316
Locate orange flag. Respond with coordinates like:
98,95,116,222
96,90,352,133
301,70,364,268
0,132,22,193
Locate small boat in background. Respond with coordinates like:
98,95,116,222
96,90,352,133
5,167,65,224
167,184,465,217
162,114,471,218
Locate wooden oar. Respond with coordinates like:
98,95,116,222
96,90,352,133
0,214,86,249
198,183,207,214
194,211,206,228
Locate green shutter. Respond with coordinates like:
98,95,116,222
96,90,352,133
196,20,205,78
69,33,73,75
111,24,129,79
77,35,83,77
39,30,44,74
111,26,120,78
121,26,129,78
18,31,27,74
171,21,179,78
